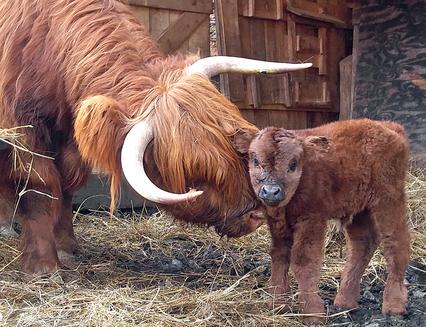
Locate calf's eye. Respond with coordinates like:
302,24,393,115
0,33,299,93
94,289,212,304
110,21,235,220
253,157,260,167
288,159,297,172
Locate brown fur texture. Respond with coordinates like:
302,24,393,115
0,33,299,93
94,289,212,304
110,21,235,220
0,0,260,273
235,119,410,323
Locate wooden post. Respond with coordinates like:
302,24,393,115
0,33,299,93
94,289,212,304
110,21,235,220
215,0,244,101
339,55,352,120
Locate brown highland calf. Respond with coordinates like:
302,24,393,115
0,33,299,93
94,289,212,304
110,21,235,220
233,119,410,323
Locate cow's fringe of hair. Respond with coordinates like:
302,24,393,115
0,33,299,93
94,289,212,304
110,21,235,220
74,95,130,212
133,71,258,206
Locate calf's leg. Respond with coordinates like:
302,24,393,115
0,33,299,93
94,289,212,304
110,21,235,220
267,215,293,308
290,218,327,323
334,209,380,309
371,200,410,315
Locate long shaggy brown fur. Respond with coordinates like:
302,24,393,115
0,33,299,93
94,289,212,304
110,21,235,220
0,0,260,273
236,119,411,323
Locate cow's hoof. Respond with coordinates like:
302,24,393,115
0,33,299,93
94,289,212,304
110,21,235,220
57,250,79,269
0,225,19,238
22,254,60,275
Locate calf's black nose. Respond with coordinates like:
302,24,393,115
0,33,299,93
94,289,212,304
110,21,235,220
259,184,284,205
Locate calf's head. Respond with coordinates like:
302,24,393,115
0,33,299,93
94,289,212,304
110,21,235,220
233,127,329,208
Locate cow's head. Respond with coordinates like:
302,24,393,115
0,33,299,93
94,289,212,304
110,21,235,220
233,127,330,208
75,57,311,237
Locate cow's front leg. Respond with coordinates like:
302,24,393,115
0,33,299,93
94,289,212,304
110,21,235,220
54,192,79,263
21,190,61,274
290,217,327,324
19,157,62,274
267,212,293,309
0,186,19,238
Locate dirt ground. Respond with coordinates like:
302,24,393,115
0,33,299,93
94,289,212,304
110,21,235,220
0,170,425,326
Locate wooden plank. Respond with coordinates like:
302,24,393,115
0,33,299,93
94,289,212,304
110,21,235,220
350,8,360,120
286,0,351,28
275,21,292,107
215,0,245,101
296,35,320,53
248,18,266,107
131,6,150,26
261,20,286,106
307,111,338,128
339,55,352,120
157,12,208,54
252,110,270,129
240,0,284,20
318,27,327,75
149,8,169,39
326,27,346,114
241,109,256,125
188,15,210,57
128,0,213,14
237,103,338,112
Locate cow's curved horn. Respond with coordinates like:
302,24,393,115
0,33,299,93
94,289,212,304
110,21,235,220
121,120,203,204
185,56,312,78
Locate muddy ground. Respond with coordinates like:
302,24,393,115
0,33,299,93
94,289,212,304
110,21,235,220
1,209,424,327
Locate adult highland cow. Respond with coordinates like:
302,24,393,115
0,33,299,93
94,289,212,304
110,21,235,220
0,0,311,273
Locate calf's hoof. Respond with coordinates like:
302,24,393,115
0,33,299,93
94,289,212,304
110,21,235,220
333,293,359,310
382,282,407,315
299,293,325,324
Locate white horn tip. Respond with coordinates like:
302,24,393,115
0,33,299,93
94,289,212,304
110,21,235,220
188,189,204,197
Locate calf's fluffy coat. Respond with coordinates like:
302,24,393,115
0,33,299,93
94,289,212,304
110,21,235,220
233,119,410,322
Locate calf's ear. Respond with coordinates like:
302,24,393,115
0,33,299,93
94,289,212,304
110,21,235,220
231,129,258,154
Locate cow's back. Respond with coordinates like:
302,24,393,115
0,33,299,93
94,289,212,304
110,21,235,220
0,0,162,150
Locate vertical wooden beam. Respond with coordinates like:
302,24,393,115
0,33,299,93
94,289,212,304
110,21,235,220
339,55,353,120
350,5,361,119
215,0,244,101
318,27,327,75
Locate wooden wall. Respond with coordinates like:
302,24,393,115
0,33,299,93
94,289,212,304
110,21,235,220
215,0,351,129
351,0,426,158
128,0,212,57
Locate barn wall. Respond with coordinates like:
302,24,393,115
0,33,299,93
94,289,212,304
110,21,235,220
215,0,352,130
352,0,426,158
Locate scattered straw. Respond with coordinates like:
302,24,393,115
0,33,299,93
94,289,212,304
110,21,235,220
0,161,425,326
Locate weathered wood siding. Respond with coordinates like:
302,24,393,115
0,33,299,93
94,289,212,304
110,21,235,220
215,0,351,130
352,0,426,157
